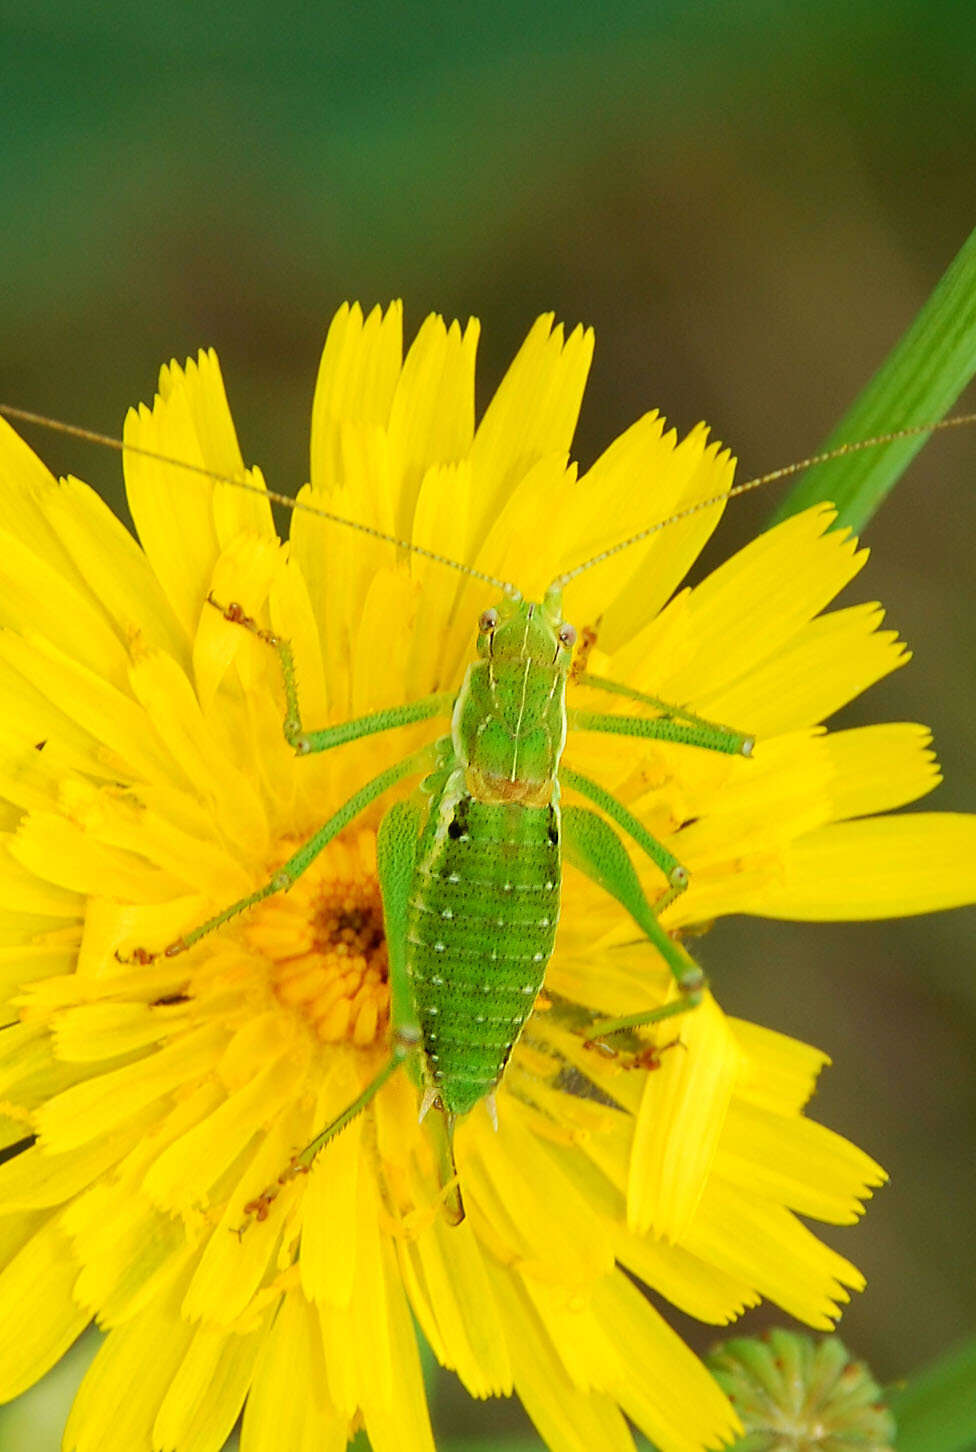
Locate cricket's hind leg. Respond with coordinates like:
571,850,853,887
379,799,464,1224
561,804,706,1046
419,1101,465,1227
581,1031,686,1073
238,799,425,1227
241,1048,414,1226
562,766,691,914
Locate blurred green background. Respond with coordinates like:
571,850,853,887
2,1,975,1447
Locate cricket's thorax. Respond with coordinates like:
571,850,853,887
451,597,570,806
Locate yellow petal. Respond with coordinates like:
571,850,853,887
0,1207,46,1272
468,314,594,539
153,1304,272,1452
0,1020,94,1115
298,1060,364,1309
658,505,867,706
310,301,403,489
0,1218,88,1399
63,1267,196,1452
822,722,940,819
143,1049,304,1214
697,602,908,735
76,892,210,979
352,566,424,714
592,1273,741,1452
0,631,173,785
43,475,187,663
535,413,672,606
0,1129,141,1212
459,1103,614,1282
36,1023,226,1153
0,939,76,1014
127,651,269,856
50,780,251,908
172,350,275,547
401,1212,513,1398
0,414,72,570
10,810,182,901
181,1100,310,1325
628,994,742,1238
715,1098,886,1223
123,401,219,643
462,452,577,608
357,1239,436,1452
754,813,976,918
241,1291,347,1452
387,312,479,536
686,1183,865,1329
730,1018,829,1115
522,1096,758,1328
577,426,732,655
0,526,129,685
487,1264,634,1452
67,1185,191,1328
339,1169,396,1409
0,837,81,916
409,459,477,688
191,530,284,712
618,1226,759,1326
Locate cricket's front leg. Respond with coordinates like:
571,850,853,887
117,745,438,965
573,668,753,746
207,593,452,754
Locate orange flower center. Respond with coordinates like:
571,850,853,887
246,830,390,1047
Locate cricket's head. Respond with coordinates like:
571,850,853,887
475,586,577,669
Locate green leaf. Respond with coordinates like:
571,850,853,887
768,224,976,534
890,1335,976,1452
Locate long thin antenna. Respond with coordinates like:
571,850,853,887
552,412,976,589
0,402,519,597
5,400,975,599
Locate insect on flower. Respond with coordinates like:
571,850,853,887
112,445,762,1226
1,305,975,1452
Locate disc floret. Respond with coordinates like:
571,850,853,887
247,831,390,1048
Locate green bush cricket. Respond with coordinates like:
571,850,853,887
2,398,974,1226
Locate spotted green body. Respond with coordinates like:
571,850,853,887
407,792,560,1114
406,592,569,1114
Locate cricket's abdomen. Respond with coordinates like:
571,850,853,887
408,793,560,1115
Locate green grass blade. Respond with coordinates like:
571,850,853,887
768,225,976,533
889,1335,976,1452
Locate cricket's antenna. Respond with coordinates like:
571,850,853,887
551,411,976,590
0,402,520,599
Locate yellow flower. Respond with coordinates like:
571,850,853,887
0,302,973,1452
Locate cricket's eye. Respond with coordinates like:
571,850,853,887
558,622,577,648
479,608,499,633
